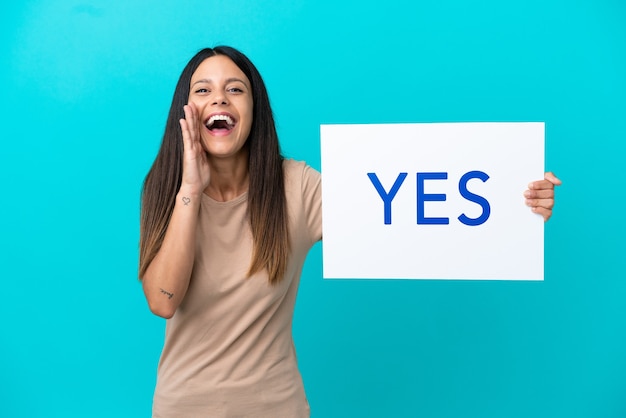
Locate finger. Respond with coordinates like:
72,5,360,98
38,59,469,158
525,198,554,209
529,179,555,190
544,171,562,186
184,104,198,140
524,189,554,199
187,102,201,141
180,104,201,153
531,206,552,222
179,114,192,149
528,173,563,190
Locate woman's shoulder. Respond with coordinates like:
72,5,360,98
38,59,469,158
282,158,321,198
283,158,320,179
283,158,314,170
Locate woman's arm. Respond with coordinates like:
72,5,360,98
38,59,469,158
142,188,202,318
142,103,210,318
525,172,562,222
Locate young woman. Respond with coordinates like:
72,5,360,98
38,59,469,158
139,46,560,417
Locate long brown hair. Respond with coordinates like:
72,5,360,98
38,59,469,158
139,46,289,284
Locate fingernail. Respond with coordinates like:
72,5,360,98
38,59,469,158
523,191,530,198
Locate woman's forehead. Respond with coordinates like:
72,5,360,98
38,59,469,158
191,55,250,86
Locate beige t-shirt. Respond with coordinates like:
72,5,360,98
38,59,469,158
152,160,322,418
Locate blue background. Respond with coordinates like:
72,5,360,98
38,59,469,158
1,1,625,417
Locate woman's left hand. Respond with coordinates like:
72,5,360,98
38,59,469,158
524,172,562,222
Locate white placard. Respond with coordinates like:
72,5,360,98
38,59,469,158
320,122,545,280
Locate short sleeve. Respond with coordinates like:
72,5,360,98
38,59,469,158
300,164,322,244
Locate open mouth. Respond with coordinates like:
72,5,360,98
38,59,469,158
205,114,236,133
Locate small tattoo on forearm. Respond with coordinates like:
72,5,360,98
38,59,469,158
160,288,174,299
182,196,191,206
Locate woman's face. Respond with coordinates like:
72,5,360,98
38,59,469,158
188,55,253,162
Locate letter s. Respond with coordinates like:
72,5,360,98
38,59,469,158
458,170,491,226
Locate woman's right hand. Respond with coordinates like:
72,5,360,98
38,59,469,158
179,103,211,193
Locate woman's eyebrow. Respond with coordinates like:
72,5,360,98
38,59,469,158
191,78,211,87
191,78,249,87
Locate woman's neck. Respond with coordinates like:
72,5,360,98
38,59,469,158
205,153,250,202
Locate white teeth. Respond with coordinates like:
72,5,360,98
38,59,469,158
206,114,235,128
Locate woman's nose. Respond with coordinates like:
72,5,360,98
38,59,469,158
212,93,228,105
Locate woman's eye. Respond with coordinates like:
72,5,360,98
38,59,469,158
195,88,209,94
228,87,243,93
